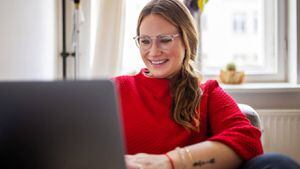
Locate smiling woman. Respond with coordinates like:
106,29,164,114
115,0,300,169
137,14,186,78
115,0,263,169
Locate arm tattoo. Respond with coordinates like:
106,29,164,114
193,158,215,168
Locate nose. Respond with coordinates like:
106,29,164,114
148,40,161,56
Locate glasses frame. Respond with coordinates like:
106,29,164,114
133,34,180,51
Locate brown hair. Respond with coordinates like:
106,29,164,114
137,0,202,131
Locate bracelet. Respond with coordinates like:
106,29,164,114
165,153,175,169
176,147,186,169
184,147,194,164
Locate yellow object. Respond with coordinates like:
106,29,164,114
198,0,209,12
219,70,245,84
198,0,204,12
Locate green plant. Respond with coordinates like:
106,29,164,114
226,62,236,71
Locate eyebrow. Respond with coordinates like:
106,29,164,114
139,33,178,37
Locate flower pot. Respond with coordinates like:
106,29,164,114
219,70,245,84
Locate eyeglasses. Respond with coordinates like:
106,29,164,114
133,34,180,51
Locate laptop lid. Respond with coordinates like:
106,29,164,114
0,80,126,169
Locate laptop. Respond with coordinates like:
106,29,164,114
0,80,126,169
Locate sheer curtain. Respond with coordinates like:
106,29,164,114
89,0,125,78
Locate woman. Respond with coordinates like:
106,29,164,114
115,0,300,169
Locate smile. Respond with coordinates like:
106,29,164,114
149,59,169,65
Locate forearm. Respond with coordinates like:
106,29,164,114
167,141,242,169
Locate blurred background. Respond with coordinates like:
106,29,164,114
0,0,299,162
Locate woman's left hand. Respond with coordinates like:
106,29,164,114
125,153,171,169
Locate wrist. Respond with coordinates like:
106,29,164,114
166,148,185,169
167,147,195,169
165,153,175,169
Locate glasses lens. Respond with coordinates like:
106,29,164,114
158,35,174,50
134,34,178,51
138,36,152,50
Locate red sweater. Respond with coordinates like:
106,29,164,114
114,69,263,161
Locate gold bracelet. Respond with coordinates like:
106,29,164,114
183,147,194,165
175,147,186,169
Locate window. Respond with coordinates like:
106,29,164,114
232,12,246,33
201,0,286,82
253,11,258,33
122,0,287,82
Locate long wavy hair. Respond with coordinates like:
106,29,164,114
137,0,202,131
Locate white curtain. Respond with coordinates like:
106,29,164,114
89,0,126,78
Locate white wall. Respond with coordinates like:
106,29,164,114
0,0,58,80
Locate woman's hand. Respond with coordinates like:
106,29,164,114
125,153,171,169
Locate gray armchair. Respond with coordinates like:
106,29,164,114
238,104,262,130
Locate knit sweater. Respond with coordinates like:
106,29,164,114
114,69,263,161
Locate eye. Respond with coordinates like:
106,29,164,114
139,37,151,45
159,36,173,43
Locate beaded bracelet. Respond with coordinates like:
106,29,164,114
165,153,175,169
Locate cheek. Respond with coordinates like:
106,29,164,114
140,51,147,60
173,50,185,65
173,42,185,62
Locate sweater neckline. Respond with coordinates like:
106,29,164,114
135,68,171,96
136,68,170,83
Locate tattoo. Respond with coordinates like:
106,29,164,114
193,158,215,167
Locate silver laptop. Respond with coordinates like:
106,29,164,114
0,80,126,169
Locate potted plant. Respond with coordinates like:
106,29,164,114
219,63,245,84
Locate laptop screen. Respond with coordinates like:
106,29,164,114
0,80,126,169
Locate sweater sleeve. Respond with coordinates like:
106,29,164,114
205,80,263,161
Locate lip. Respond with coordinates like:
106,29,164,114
148,59,169,66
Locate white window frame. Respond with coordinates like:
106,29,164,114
201,0,287,83
232,12,247,33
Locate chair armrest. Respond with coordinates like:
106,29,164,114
238,103,262,130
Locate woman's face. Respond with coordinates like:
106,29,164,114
138,14,185,78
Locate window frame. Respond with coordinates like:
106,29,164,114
200,0,288,83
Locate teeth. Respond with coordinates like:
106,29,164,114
151,60,167,65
